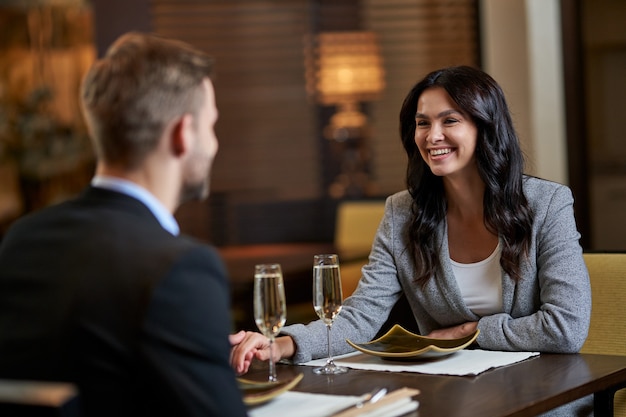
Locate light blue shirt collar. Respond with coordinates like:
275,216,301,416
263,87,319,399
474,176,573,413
91,175,180,236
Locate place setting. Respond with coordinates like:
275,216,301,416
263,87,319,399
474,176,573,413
240,255,421,416
347,324,480,361
303,338,539,377
302,319,538,377
237,254,543,417
237,263,303,406
248,385,420,417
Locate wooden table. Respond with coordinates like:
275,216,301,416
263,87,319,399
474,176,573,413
246,353,626,416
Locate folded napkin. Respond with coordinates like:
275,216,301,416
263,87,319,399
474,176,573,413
248,388,419,417
302,349,539,376
333,387,420,417
248,391,359,417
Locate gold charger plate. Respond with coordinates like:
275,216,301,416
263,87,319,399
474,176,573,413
346,324,480,361
238,372,303,406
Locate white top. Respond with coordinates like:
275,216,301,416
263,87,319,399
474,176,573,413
451,243,503,316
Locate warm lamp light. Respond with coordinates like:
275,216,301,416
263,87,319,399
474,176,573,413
304,31,385,198
305,31,385,138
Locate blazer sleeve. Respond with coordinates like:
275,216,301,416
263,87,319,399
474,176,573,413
282,195,405,364
140,245,248,417
476,184,592,353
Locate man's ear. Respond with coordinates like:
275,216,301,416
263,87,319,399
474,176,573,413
171,113,194,157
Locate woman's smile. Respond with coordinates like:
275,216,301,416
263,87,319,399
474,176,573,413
414,87,478,179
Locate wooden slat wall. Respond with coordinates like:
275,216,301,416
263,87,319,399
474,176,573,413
150,0,478,244
151,1,320,203
363,0,479,195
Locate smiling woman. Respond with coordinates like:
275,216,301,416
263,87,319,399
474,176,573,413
399,66,531,283
414,87,479,182
231,64,592,417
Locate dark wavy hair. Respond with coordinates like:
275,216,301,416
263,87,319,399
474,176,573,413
399,65,533,286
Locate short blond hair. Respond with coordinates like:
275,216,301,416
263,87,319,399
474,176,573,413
81,32,214,170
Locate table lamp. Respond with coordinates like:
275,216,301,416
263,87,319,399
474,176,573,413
305,30,385,140
305,31,385,197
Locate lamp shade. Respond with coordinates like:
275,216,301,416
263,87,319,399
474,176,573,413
305,31,385,106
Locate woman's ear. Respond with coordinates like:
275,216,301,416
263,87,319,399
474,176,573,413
171,113,195,157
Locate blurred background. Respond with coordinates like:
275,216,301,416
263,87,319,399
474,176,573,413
0,0,624,253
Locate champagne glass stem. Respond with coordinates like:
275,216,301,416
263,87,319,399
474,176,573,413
325,324,334,366
268,337,277,382
312,254,347,375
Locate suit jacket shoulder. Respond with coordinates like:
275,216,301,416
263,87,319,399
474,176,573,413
0,187,247,417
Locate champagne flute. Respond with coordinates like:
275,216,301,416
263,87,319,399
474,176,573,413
312,254,348,375
253,263,287,383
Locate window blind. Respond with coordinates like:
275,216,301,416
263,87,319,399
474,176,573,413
150,0,478,244
364,0,479,194
151,0,320,203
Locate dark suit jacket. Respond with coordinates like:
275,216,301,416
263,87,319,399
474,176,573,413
0,187,248,417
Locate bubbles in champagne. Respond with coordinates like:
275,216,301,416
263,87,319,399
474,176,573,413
313,265,343,325
254,273,286,338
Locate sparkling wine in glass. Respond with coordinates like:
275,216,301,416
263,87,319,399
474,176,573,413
312,254,348,375
253,263,287,382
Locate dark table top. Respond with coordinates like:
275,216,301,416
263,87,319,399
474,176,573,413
245,352,626,417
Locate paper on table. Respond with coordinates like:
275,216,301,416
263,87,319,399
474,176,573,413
302,349,539,376
357,397,418,417
358,398,418,417
332,387,420,417
247,391,358,417
248,390,419,417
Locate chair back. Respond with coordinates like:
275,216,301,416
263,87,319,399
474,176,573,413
334,200,385,296
0,379,80,416
581,253,626,417
334,200,386,260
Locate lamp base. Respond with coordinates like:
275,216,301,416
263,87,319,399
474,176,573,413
324,102,378,198
324,101,367,142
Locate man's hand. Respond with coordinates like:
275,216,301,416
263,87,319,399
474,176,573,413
229,331,295,375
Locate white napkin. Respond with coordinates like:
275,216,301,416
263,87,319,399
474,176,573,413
302,349,539,376
333,388,420,417
248,391,359,417
248,390,419,417
357,397,418,417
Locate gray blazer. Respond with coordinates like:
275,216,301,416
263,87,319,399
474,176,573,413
283,176,593,416
283,176,591,362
